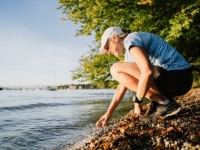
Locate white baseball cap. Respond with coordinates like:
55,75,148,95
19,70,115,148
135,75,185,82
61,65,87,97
99,27,124,54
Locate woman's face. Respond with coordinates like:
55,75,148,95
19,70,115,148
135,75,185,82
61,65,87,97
104,35,125,57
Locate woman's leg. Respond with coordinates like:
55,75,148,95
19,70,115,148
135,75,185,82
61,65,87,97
110,62,165,102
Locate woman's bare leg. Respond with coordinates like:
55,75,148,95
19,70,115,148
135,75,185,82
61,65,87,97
110,62,165,102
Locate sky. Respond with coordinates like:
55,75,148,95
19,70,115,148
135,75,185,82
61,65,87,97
0,0,95,87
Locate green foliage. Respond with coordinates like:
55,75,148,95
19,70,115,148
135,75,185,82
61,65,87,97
161,1,200,63
193,72,200,88
58,0,200,87
192,58,200,87
71,46,119,88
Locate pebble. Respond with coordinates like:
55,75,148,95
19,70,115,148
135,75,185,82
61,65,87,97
183,142,192,148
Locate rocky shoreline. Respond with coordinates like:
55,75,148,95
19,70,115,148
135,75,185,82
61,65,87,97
66,88,200,150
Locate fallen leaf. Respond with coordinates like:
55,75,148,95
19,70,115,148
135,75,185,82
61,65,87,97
103,142,111,150
147,128,155,134
118,127,126,135
161,130,167,136
175,126,183,133
101,136,110,142
90,142,96,149
129,114,139,122
118,121,128,127
90,139,95,143
89,139,100,150
111,132,119,140
191,119,198,123
156,116,164,122
166,126,174,133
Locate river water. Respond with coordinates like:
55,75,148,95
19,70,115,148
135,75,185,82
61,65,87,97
0,89,134,150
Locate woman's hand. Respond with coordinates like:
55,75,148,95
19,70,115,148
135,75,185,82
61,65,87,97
134,103,146,116
96,112,112,128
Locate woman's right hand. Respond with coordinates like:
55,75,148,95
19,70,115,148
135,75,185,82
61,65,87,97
134,103,146,116
96,85,127,128
96,112,112,128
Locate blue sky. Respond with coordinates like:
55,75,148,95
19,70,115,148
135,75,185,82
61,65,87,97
0,0,94,87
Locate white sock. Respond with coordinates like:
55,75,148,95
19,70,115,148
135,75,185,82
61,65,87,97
158,99,170,105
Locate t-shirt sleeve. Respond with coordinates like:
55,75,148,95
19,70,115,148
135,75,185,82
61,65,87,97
124,34,144,51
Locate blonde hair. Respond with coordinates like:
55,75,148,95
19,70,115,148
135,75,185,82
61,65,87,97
118,28,131,39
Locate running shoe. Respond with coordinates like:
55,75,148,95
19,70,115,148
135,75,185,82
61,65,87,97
140,99,182,121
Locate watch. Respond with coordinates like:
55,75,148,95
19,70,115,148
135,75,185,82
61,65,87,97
133,95,143,104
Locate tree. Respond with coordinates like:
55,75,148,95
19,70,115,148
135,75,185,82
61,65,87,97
71,46,120,88
58,0,200,86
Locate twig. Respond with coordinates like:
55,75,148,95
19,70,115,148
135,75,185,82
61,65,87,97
190,108,196,118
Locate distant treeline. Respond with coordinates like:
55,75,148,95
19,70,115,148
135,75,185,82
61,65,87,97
48,84,102,90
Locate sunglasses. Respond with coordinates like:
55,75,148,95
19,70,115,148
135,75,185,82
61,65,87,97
105,38,112,51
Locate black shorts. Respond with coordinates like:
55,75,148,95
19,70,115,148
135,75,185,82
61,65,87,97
153,66,193,99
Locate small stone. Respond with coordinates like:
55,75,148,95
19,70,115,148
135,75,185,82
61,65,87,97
196,144,200,149
165,140,169,147
183,142,192,148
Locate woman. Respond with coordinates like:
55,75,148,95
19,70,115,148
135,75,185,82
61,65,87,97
96,27,193,127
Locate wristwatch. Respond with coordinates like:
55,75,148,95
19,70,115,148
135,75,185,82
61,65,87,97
133,95,143,104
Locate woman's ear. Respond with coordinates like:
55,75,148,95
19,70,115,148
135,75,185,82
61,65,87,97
112,35,119,42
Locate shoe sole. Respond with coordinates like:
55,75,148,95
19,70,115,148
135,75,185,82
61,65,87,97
163,106,182,118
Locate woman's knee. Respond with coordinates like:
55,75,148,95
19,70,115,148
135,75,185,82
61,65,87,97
110,62,122,76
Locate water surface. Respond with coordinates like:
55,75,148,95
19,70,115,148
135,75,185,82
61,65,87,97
0,89,133,149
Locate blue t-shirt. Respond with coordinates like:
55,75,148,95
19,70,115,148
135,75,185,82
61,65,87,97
124,32,191,70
